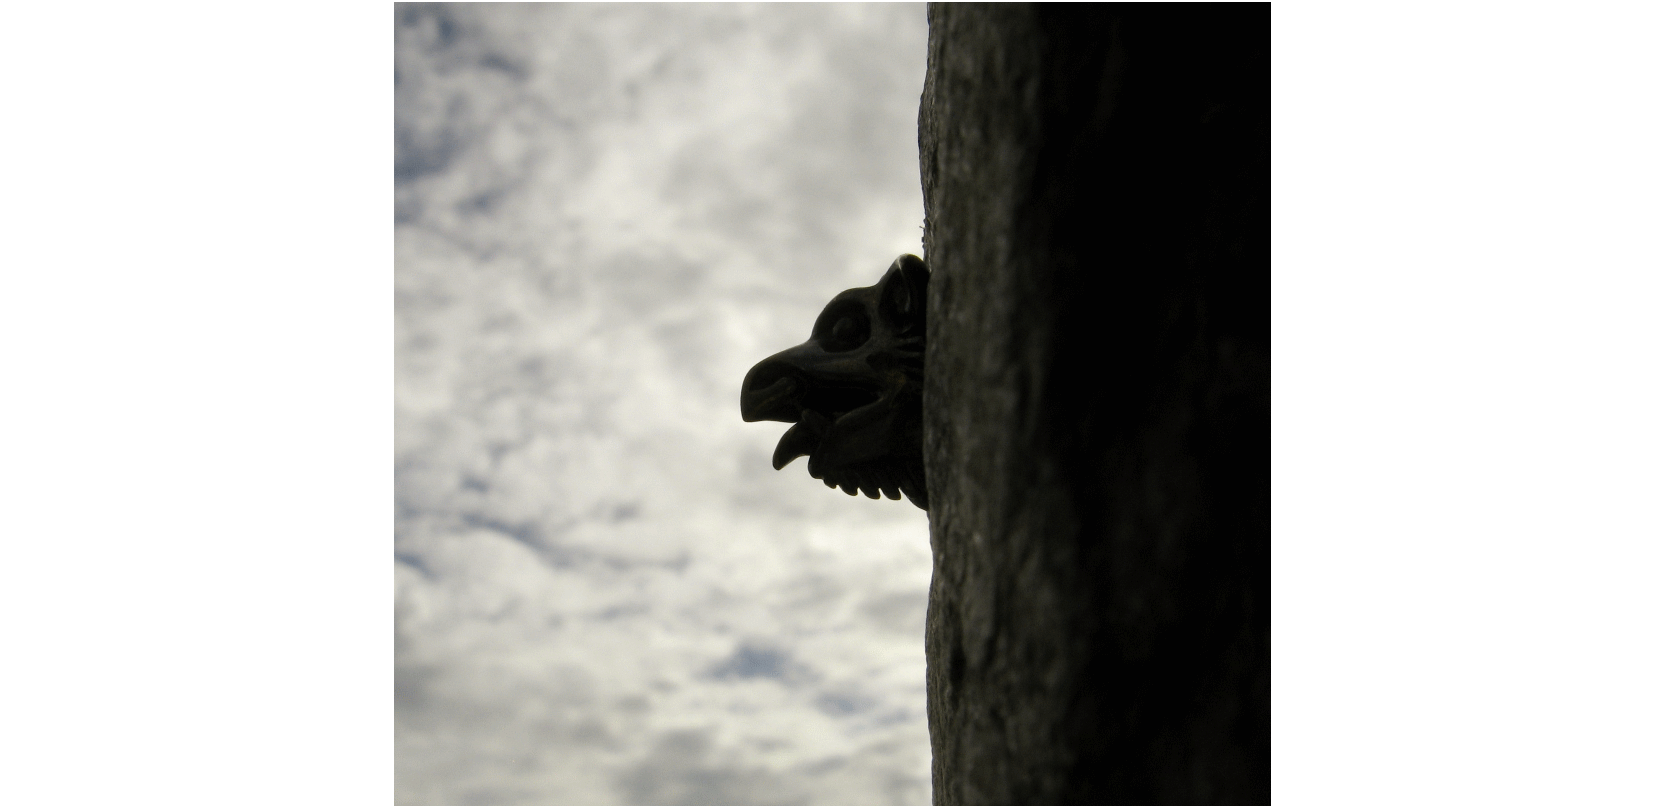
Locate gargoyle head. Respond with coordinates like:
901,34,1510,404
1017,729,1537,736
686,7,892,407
741,254,929,509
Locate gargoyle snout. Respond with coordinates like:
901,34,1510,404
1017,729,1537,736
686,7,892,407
742,341,884,424
740,355,808,423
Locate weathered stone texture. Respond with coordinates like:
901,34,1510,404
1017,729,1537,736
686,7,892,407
919,4,1269,804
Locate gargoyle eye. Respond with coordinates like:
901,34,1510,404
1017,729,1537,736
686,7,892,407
815,307,870,353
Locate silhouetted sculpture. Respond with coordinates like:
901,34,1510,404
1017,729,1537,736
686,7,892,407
740,255,929,509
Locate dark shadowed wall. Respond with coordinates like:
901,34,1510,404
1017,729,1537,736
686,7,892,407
919,4,1270,803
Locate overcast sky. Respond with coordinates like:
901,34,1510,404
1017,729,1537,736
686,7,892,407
395,4,932,804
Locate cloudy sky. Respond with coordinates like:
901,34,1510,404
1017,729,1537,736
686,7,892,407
395,4,932,804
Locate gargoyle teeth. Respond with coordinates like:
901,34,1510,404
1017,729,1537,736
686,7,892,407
870,465,895,492
848,469,877,499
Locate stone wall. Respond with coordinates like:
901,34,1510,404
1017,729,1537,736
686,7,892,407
918,5,1270,803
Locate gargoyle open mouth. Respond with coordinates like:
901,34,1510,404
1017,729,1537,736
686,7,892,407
740,255,929,508
768,386,877,470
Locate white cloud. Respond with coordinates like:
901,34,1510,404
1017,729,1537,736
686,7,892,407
395,4,930,803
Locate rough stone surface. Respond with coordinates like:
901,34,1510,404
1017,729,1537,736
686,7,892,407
919,5,1269,804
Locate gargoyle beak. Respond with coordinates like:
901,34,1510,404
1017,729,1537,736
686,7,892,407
739,340,873,424
740,373,802,423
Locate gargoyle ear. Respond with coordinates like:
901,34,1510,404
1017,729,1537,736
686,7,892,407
879,254,929,323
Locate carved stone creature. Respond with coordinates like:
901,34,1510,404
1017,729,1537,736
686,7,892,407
741,255,929,509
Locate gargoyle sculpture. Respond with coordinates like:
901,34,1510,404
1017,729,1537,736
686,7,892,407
741,254,929,509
